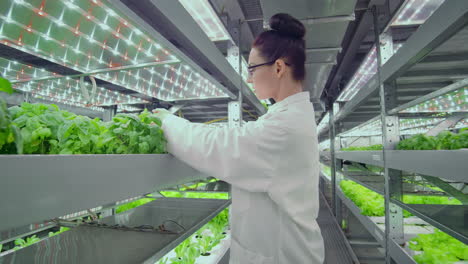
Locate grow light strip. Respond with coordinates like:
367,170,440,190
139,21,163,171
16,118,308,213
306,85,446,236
0,59,147,106
340,117,466,137
29,93,106,112
338,43,403,102
14,79,147,106
117,105,142,112
391,0,445,26
7,0,171,64
0,0,229,101
0,12,171,71
178,0,231,42
401,88,467,113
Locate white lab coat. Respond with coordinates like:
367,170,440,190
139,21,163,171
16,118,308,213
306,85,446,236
162,92,324,264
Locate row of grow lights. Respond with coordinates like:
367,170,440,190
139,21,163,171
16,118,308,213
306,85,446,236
0,0,230,107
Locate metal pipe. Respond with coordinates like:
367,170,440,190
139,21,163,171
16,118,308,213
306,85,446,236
301,14,355,25
243,18,263,22
238,19,243,122
306,47,342,53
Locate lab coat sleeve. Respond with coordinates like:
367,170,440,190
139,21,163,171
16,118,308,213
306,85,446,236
161,115,287,192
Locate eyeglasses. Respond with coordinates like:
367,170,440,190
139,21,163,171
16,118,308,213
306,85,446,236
247,60,291,77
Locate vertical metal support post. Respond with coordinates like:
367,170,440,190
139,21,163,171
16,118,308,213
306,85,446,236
329,109,337,214
103,106,116,122
373,7,403,264
226,20,243,127
329,103,343,223
238,20,243,124
335,126,343,226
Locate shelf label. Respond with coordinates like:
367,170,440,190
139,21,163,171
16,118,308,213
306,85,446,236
372,154,381,161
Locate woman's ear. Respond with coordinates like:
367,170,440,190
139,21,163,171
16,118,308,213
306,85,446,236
275,59,286,78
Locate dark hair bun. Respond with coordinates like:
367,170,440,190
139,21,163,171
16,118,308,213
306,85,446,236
269,13,305,39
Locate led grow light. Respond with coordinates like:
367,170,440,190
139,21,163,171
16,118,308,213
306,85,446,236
14,78,148,106
0,58,148,107
401,88,467,113
117,104,143,113
31,94,106,113
0,0,229,101
391,0,445,26
178,0,231,42
337,43,404,102
0,59,52,81
339,115,466,138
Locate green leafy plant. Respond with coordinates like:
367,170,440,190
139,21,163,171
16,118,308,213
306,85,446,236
341,144,383,151
198,234,213,255
340,180,461,217
115,198,155,214
0,78,22,154
48,226,70,238
398,130,468,150
160,191,184,198
410,229,468,264
1,102,167,155
13,235,41,250
178,245,199,264
161,190,228,200
0,77,13,94
102,113,166,154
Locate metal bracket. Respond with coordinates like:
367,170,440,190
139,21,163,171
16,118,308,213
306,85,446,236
227,43,240,74
228,101,241,128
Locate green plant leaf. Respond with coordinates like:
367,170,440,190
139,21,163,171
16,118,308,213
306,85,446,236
0,77,13,94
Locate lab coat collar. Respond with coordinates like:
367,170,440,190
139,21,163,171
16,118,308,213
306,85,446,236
268,91,310,113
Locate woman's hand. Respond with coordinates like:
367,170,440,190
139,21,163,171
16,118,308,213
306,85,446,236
152,108,172,123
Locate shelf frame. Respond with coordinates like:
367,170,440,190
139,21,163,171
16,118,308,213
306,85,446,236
337,188,419,264
0,154,208,232
326,2,468,263
0,197,231,263
336,150,468,183
391,198,468,245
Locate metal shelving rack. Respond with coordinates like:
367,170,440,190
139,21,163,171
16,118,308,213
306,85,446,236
1,197,230,264
0,155,233,262
319,1,468,263
0,0,248,262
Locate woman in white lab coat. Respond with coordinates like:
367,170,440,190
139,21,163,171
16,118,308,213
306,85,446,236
154,13,325,264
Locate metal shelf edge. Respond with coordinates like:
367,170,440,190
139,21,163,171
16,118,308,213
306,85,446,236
386,150,468,182
0,154,208,232
335,151,384,167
